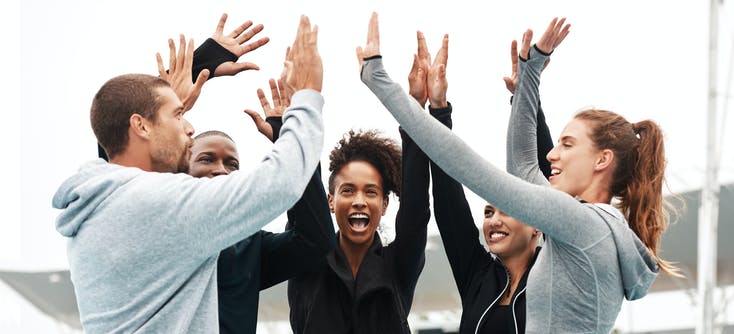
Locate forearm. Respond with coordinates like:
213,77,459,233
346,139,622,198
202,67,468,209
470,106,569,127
506,46,551,186
428,104,488,293
360,57,606,246
391,127,431,281
260,164,335,289
176,89,324,257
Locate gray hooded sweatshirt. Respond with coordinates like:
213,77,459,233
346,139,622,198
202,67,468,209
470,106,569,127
360,57,658,334
52,90,324,334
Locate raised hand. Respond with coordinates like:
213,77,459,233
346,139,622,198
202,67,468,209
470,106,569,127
356,12,380,70
157,34,209,112
282,15,322,93
407,31,430,107
210,13,271,77
504,28,554,94
535,17,570,54
427,34,449,108
244,78,290,142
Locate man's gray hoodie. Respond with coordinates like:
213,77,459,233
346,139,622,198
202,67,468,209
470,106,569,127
360,56,659,334
52,90,324,333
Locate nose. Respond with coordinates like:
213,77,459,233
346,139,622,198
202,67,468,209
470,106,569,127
211,162,230,177
351,192,367,209
546,144,560,163
183,118,195,137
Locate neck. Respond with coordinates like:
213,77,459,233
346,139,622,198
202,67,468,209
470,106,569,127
338,234,374,278
578,171,614,204
499,244,536,305
110,150,153,172
578,187,613,204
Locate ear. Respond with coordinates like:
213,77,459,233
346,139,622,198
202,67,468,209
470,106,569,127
327,193,335,213
129,113,152,141
381,196,389,216
595,149,614,172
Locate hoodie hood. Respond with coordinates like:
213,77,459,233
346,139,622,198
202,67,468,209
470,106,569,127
588,203,659,300
52,159,141,238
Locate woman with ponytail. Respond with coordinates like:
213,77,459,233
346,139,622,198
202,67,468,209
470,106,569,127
359,13,677,333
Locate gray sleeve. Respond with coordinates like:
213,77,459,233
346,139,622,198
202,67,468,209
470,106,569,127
138,89,325,258
360,58,607,248
506,47,550,186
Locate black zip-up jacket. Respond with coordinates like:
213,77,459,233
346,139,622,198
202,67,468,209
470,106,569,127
217,117,336,333
428,103,550,334
287,123,432,334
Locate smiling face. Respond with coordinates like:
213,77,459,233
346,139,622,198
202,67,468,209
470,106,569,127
188,134,240,178
328,161,388,248
546,118,603,197
148,86,195,174
482,204,538,260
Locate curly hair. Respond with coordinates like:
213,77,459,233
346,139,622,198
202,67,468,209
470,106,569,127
328,129,401,198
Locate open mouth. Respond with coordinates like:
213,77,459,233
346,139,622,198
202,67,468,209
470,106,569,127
348,213,370,232
488,231,508,243
549,168,562,181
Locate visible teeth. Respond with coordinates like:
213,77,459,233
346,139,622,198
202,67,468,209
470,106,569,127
551,169,561,176
491,232,507,239
348,213,370,229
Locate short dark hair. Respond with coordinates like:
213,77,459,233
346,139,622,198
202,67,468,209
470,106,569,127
90,74,170,159
328,129,401,198
194,130,235,143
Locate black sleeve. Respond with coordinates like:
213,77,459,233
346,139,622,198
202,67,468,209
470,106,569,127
258,116,336,289
535,102,553,179
428,103,491,297
509,96,554,179
389,119,431,290
191,38,238,82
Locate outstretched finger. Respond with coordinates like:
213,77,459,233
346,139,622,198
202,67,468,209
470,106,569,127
235,23,263,45
268,78,280,110
215,13,228,36
368,12,379,48
434,34,449,67
277,79,291,106
510,40,518,73
156,53,167,78
176,34,186,74
554,23,571,49
520,29,532,59
183,38,195,75
417,31,429,63
231,20,254,39
168,38,176,73
256,88,271,111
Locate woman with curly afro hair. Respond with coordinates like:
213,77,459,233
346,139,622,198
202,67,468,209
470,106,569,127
287,127,432,334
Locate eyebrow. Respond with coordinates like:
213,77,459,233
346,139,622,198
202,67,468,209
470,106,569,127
558,135,577,143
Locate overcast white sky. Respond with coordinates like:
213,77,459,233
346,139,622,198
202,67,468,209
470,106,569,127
2,0,734,332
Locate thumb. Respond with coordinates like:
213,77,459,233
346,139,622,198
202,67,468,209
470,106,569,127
243,109,265,126
503,77,515,92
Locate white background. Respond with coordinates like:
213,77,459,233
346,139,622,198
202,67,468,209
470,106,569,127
3,0,734,332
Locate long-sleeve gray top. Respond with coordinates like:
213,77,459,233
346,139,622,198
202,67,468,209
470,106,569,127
361,56,658,334
52,90,324,334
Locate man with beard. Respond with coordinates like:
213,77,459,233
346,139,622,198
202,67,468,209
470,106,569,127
52,16,324,333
